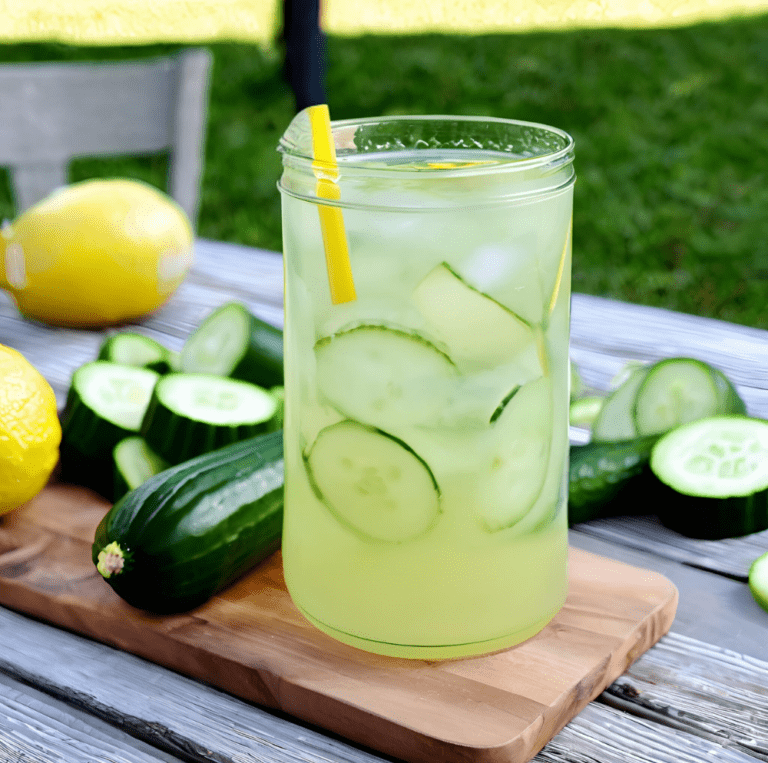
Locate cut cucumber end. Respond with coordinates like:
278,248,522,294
650,415,768,498
591,365,649,442
141,373,279,464
634,357,746,436
98,332,173,372
651,416,768,539
180,301,251,376
152,373,277,426
569,396,605,428
68,361,160,431
113,436,169,501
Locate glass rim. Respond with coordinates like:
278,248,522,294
279,113,575,178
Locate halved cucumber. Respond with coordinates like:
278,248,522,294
412,262,537,371
477,376,553,532
59,361,161,497
749,551,768,614
633,358,746,436
650,415,768,539
180,301,284,389
315,324,458,428
112,436,169,502
141,373,279,465
98,332,174,374
61,362,160,455
592,365,649,441
304,420,441,543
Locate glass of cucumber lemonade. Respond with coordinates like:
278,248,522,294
278,113,575,659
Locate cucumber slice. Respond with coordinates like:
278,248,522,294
412,262,536,371
650,415,768,539
315,324,458,428
180,301,284,389
112,436,169,502
592,365,650,442
141,373,279,465
569,396,604,428
749,551,768,614
98,332,174,374
305,420,441,543
634,358,746,436
478,376,553,532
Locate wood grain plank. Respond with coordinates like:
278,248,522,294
0,673,185,763
0,603,763,763
603,631,768,761
537,702,762,763
574,515,768,580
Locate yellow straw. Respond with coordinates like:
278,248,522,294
308,104,356,305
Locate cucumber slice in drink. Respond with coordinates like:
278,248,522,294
749,551,768,614
633,358,746,436
478,376,553,532
98,332,174,374
412,262,536,371
141,373,279,465
112,436,169,502
180,301,284,389
305,420,441,543
315,324,458,428
650,415,768,539
591,365,649,442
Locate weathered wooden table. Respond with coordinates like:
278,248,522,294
1,238,766,763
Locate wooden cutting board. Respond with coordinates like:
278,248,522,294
0,482,678,763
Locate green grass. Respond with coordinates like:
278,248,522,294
2,15,768,328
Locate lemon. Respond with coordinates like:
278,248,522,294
0,344,62,515
0,178,194,328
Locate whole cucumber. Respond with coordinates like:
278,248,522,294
92,430,283,614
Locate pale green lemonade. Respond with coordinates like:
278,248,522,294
279,115,575,659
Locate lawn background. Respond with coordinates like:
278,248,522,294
2,14,768,328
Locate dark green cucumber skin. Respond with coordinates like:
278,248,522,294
568,435,660,525
140,375,276,465
92,430,284,614
657,489,768,540
231,311,284,389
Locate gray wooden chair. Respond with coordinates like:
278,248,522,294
0,48,211,228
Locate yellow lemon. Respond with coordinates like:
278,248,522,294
0,179,194,328
0,344,62,515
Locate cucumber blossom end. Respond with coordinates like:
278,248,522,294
96,541,131,579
